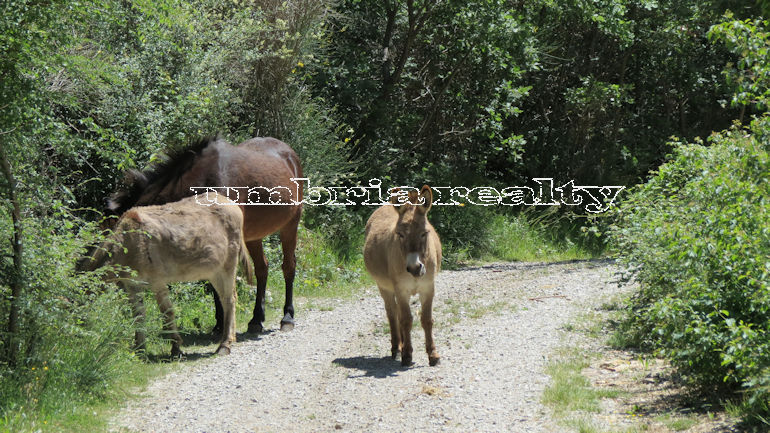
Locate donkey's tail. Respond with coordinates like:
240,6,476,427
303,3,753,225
239,236,255,286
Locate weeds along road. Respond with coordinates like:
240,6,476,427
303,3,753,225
112,260,622,433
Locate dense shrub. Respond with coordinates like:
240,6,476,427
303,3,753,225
610,115,770,415
0,209,136,426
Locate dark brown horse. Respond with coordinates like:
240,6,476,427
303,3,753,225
106,136,303,333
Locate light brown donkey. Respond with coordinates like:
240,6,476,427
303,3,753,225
79,192,254,357
363,185,441,366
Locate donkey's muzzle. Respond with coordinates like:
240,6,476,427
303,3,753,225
406,262,426,278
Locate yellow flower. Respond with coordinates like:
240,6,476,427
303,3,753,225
458,203,466,207
297,61,305,68
344,137,351,143
43,366,48,371
31,367,35,371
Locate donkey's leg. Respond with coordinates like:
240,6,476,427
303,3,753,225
278,214,300,331
395,289,414,366
246,240,268,333
153,286,184,359
212,274,237,355
127,286,146,354
379,287,401,360
419,288,440,366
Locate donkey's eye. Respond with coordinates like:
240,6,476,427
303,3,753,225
397,232,405,239
421,232,428,238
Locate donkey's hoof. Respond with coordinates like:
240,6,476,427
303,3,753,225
401,355,413,367
391,349,400,360
429,355,440,366
215,346,231,356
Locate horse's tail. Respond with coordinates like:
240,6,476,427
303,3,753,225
239,235,255,286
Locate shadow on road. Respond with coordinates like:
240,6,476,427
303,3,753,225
332,355,410,379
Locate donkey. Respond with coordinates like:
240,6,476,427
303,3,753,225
363,185,441,366
80,193,254,357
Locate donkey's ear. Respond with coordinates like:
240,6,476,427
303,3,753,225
389,187,401,205
417,185,433,213
407,189,419,204
389,188,411,214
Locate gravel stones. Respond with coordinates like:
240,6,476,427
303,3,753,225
112,260,621,433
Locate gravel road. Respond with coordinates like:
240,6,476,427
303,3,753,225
112,260,623,433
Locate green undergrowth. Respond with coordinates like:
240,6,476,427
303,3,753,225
609,116,770,424
435,206,604,268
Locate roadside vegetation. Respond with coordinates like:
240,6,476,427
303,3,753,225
608,17,770,426
1,0,768,431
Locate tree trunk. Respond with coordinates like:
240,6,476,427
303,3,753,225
0,142,24,367
350,0,434,158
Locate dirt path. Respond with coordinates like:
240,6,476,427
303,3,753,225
112,260,623,433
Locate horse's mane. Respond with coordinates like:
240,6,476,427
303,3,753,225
107,136,219,215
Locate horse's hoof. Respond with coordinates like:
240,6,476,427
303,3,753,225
429,355,440,366
280,314,295,332
211,325,223,338
215,346,231,356
170,348,186,361
246,321,264,334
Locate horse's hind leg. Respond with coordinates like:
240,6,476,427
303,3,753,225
278,212,300,332
208,281,224,336
246,240,268,333
153,286,184,359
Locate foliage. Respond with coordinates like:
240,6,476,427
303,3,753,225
610,115,770,417
315,0,535,180
610,16,770,422
317,0,758,187
710,15,770,110
0,210,138,431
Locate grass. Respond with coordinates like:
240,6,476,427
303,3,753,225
437,208,603,268
482,212,600,263
653,414,697,431
543,350,623,417
0,362,171,433
439,298,511,326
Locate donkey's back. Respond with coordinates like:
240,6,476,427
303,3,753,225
113,199,245,285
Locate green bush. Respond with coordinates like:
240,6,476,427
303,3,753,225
610,115,770,418
0,209,137,430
